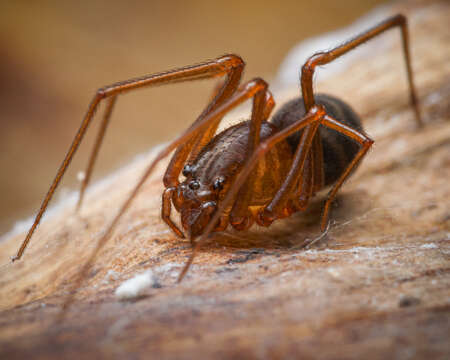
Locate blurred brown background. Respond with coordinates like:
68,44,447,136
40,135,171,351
0,0,387,235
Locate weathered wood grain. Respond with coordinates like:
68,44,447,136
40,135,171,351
0,1,449,359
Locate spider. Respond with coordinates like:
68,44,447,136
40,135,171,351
13,14,422,288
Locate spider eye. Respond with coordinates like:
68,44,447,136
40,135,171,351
182,165,192,177
189,180,200,190
213,178,224,191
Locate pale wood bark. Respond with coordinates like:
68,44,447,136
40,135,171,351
0,0,449,359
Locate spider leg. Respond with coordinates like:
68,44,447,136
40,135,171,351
187,75,275,166
185,76,237,164
296,132,324,210
230,89,276,230
287,139,320,214
301,14,422,127
165,60,244,186
178,104,327,282
162,187,184,238
76,96,117,210
59,77,269,317
13,54,244,262
295,151,314,211
258,122,320,226
319,114,374,230
164,84,270,238
81,56,244,206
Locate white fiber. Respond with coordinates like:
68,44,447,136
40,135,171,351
114,270,155,300
76,171,86,182
420,243,438,249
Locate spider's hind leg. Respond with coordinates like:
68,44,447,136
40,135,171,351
300,14,422,127
319,114,374,231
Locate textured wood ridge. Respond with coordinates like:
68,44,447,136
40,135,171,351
0,1,449,359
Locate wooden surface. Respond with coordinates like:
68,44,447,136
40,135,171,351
1,1,449,359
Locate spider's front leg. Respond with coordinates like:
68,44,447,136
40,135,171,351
13,54,244,262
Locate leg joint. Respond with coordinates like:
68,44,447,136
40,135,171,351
313,104,327,118
392,13,406,26
301,62,315,77
363,137,375,147
96,88,108,99
258,141,269,155
241,78,268,95
251,77,269,91
302,52,327,75
217,54,245,70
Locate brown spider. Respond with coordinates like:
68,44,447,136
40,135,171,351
13,14,422,294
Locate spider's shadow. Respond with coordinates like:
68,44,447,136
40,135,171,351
204,189,368,251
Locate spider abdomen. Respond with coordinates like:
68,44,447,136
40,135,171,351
271,94,364,186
